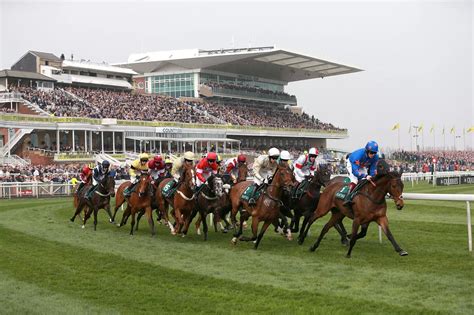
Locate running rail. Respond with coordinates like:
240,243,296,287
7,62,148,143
380,193,474,252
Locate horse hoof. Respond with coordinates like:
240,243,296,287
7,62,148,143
81,225,85,229
70,218,74,222
309,246,316,252
297,238,304,245
222,228,228,234
231,237,238,245
197,229,201,236
181,234,186,238
399,250,408,256
346,254,351,258
109,219,114,223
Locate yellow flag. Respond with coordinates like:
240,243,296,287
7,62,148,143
418,124,424,132
430,125,435,134
468,126,474,133
450,127,455,134
391,123,400,131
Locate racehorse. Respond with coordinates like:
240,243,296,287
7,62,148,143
299,160,407,257
193,174,225,240
156,163,196,236
117,172,155,236
70,174,115,230
229,163,294,249
194,163,249,235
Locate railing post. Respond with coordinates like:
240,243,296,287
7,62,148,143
467,201,472,252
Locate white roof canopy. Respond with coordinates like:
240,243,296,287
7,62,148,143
119,46,362,82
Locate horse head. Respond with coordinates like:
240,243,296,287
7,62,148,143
98,172,116,197
387,170,404,210
312,164,332,187
182,164,196,192
273,163,295,194
237,163,248,182
137,172,151,198
207,174,224,197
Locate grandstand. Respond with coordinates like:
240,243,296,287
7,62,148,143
0,47,361,165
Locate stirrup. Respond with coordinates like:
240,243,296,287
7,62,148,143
248,198,256,205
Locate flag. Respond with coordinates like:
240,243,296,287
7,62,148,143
430,125,435,134
391,123,400,131
418,124,423,132
442,126,445,135
408,123,412,134
468,126,474,133
450,127,455,134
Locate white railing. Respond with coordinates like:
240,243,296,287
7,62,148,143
378,193,474,252
0,182,74,198
0,128,34,156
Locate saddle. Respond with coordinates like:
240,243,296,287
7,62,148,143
292,179,310,199
241,184,265,202
162,180,177,198
335,178,368,200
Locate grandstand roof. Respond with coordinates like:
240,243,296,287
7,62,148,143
0,69,56,82
119,46,362,82
62,60,137,76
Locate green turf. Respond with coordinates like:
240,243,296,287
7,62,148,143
0,181,473,314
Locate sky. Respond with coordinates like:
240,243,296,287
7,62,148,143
0,0,472,152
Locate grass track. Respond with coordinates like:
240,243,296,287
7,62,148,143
0,182,473,314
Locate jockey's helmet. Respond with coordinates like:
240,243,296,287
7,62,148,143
308,147,319,157
268,147,280,158
365,141,379,154
280,150,292,161
102,160,110,168
237,154,246,163
139,153,149,162
207,152,217,163
154,155,163,163
183,151,194,161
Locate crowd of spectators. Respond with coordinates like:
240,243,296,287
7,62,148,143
6,86,345,132
204,81,293,98
388,150,474,172
0,106,16,113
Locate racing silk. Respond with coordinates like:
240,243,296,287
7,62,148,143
253,155,277,185
80,167,92,183
347,148,379,181
294,154,317,183
171,158,189,181
92,165,108,185
147,160,166,180
224,158,238,175
196,157,218,184
129,158,149,178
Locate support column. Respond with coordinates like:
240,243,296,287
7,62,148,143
101,131,104,153
84,130,87,152
122,132,126,153
72,130,75,152
159,141,162,154
133,140,136,153
56,129,60,154
112,131,116,154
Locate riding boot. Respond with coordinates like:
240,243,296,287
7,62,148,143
248,184,259,205
85,185,96,200
124,182,137,197
76,182,85,195
343,182,357,206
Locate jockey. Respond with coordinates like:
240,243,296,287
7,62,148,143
124,153,149,197
224,154,246,183
164,158,173,178
171,151,195,183
343,140,380,206
85,160,110,200
148,155,166,184
294,147,319,183
195,152,218,191
279,150,292,166
248,147,280,205
76,165,92,194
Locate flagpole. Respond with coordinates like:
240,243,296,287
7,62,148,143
464,128,466,150
398,128,400,150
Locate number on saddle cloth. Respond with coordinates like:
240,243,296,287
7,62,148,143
241,185,263,202
335,177,352,200
162,180,177,198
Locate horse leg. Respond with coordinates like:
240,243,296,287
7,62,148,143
290,212,301,233
104,203,114,224
356,223,369,240
146,206,156,237
333,217,350,245
82,203,94,228
136,209,145,231
70,200,85,222
195,215,202,236
129,210,136,235
254,220,272,249
346,219,361,258
200,209,209,241
240,216,259,242
112,196,125,222
93,206,99,231
377,216,407,256
182,208,198,236
310,211,345,252
119,205,131,227
231,210,247,244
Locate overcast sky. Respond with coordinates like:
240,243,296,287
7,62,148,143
1,0,472,151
